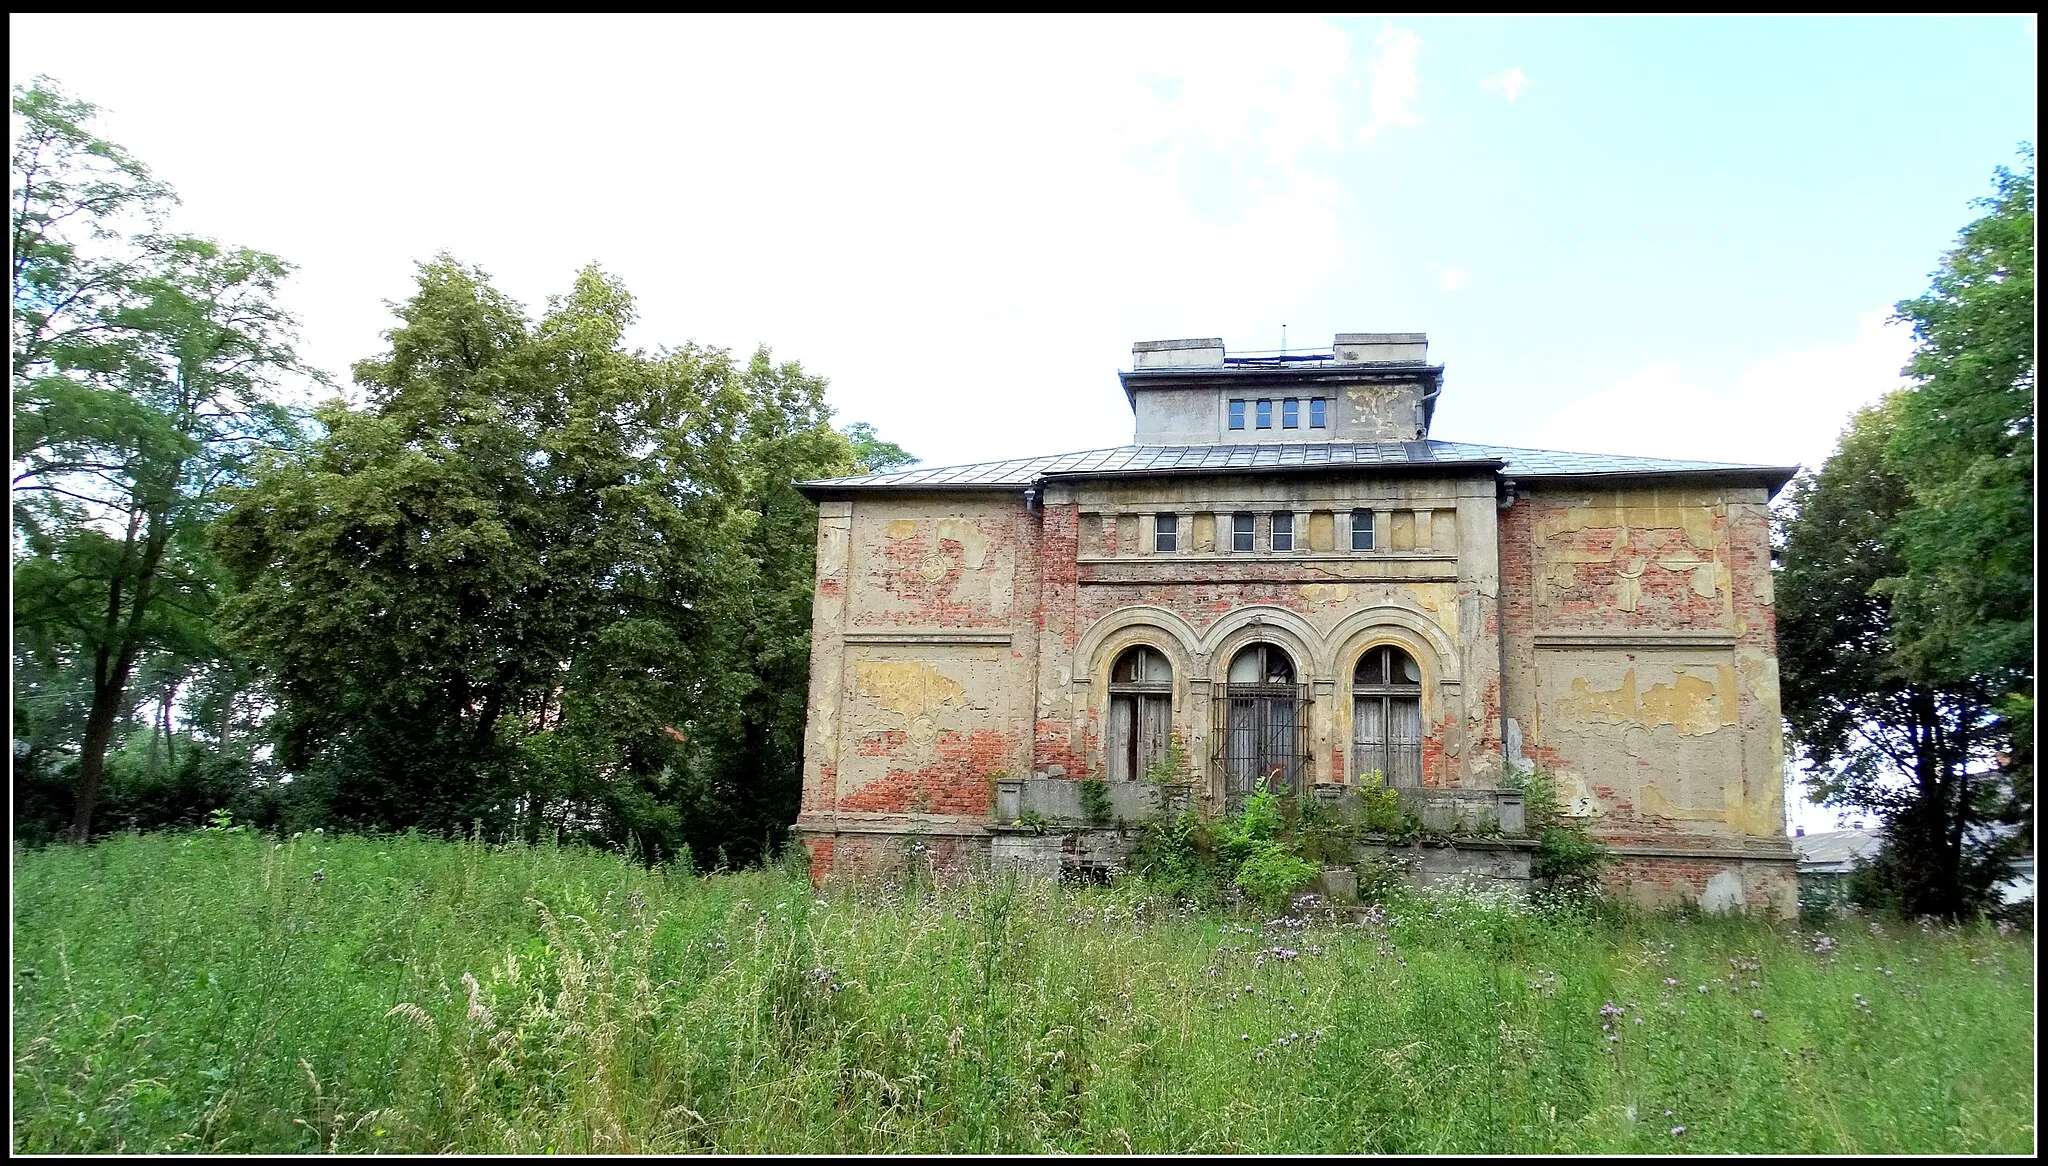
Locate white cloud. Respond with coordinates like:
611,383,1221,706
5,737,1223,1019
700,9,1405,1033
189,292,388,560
1439,266,1471,291
1519,309,1916,473
1481,66,1530,102
9,14,1364,468
1358,22,1421,141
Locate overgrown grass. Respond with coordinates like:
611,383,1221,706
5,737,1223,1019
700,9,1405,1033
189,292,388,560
11,831,2035,1153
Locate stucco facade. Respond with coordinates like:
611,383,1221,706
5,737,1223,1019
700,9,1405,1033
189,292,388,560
795,333,1800,915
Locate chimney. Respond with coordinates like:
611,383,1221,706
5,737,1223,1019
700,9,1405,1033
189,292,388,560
1795,827,1805,837
1333,332,1428,365
1132,337,1225,370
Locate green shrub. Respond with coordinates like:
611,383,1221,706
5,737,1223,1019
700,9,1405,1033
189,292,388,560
1354,855,1408,907
1078,777,1112,826
1356,781,1407,834
1532,824,1611,893
1238,784,1282,842
1233,840,1318,911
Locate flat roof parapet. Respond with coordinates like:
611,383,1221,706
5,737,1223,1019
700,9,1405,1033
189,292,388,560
1131,337,1226,369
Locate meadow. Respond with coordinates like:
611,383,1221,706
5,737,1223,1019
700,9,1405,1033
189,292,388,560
10,829,2036,1154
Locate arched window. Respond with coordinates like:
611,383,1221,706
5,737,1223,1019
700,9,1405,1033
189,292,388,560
1220,642,1306,803
1107,645,1173,783
1353,644,1423,788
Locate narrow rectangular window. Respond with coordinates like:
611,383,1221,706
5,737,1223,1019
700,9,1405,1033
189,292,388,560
1255,399,1273,429
1351,509,1375,551
1272,511,1294,552
1154,512,1178,553
1228,399,1246,430
1282,398,1299,428
1232,512,1255,552
1310,397,1327,428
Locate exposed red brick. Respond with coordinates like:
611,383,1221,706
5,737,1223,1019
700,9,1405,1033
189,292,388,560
837,729,1010,815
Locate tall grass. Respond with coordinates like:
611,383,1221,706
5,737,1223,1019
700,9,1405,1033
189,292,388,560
11,831,2035,1153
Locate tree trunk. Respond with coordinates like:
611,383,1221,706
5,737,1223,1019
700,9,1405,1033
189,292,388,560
69,676,125,842
69,511,170,843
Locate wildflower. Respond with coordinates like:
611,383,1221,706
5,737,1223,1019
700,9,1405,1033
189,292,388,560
314,827,323,834
1599,1002,1625,1018
1750,980,1760,989
1751,1010,1764,1020
1664,978,1679,988
1671,1126,1685,1136
1634,1016,1645,1026
1242,1033,1250,1041
1697,984,1709,994
313,868,325,884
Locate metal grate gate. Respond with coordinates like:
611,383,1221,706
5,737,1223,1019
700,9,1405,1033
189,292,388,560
1213,683,1311,808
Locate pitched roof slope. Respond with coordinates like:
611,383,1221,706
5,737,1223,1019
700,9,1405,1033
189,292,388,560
799,440,1797,494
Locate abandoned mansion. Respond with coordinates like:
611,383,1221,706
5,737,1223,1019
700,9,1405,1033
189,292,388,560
794,333,1800,915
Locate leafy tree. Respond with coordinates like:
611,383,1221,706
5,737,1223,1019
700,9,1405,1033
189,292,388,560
1884,147,2034,695
215,256,864,864
840,420,916,474
11,79,309,841
1777,400,2006,917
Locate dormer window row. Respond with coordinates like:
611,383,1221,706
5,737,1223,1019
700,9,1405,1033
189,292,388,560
1228,396,1328,431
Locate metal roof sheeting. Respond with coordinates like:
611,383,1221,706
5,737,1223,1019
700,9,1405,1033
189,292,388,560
800,440,1795,492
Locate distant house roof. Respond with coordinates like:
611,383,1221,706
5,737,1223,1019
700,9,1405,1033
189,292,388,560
1793,830,1886,874
798,440,1797,497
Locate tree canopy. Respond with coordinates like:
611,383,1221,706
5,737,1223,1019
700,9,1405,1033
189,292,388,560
1778,147,2034,918
11,77,310,841
214,257,863,865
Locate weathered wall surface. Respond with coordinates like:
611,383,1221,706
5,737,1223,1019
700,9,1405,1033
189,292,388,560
800,474,1794,916
1499,482,1793,912
1128,378,1427,444
1043,469,1503,802
797,493,1039,869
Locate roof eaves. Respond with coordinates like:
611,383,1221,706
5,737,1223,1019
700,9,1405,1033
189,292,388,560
1041,456,1504,483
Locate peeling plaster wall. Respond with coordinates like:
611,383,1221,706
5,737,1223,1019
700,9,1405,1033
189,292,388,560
1049,470,1503,801
1129,377,1427,445
1499,483,1794,913
800,474,1794,914
798,494,1040,851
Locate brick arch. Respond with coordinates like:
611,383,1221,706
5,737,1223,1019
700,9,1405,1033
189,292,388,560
1073,605,1204,685
1328,606,1459,787
1073,606,1202,786
1199,605,1325,683
1326,605,1460,685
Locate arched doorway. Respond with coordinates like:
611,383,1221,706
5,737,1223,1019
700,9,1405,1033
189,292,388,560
1220,642,1307,804
1353,644,1423,787
1107,645,1172,783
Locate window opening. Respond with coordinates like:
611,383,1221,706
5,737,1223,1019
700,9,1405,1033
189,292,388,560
1255,399,1273,429
1231,512,1255,552
1282,398,1299,428
1217,642,1308,805
1229,399,1246,430
1353,644,1423,788
1154,513,1178,553
1109,646,1173,783
1351,509,1376,551
1271,511,1294,552
1310,397,1327,428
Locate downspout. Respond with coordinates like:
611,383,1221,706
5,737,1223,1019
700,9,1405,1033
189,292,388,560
1416,383,1444,437
1496,477,1517,776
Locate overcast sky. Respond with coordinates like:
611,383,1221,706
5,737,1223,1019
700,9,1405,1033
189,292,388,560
12,15,2035,831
